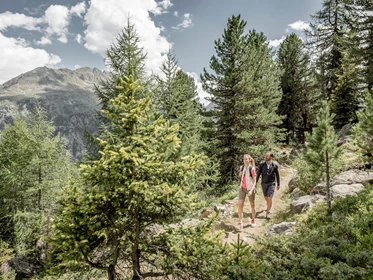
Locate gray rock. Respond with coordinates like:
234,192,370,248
311,182,327,195
331,183,364,198
311,194,327,203
224,199,237,206
338,124,353,139
214,204,226,213
337,136,352,146
8,256,42,279
215,221,238,232
290,195,313,214
265,222,297,236
291,188,301,200
331,169,373,185
288,177,297,193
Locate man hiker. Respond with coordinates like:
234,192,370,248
256,152,280,219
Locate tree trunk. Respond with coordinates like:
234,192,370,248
108,264,116,280
131,209,141,280
326,150,331,209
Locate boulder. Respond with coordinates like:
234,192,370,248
215,221,238,233
291,188,301,200
290,195,313,214
331,169,373,185
311,182,327,195
214,204,226,213
8,257,42,280
265,222,297,237
331,183,364,199
338,124,353,139
337,136,352,146
311,194,326,203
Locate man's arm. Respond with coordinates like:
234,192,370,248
256,163,263,184
274,163,280,188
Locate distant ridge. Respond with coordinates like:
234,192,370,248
0,67,110,159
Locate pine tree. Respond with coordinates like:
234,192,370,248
306,0,359,100
305,101,341,209
201,15,249,185
86,18,150,160
154,49,218,191
278,33,320,144
330,45,361,129
155,49,204,154
353,90,373,166
358,0,373,90
52,74,209,280
235,30,283,162
0,107,75,255
96,18,149,110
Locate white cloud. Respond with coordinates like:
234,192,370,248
173,11,178,16
288,20,310,32
268,36,286,48
0,11,42,31
151,0,173,15
74,64,81,69
173,13,193,30
43,5,70,43
187,72,210,105
70,2,87,18
35,36,52,45
0,33,61,84
75,33,83,44
83,0,171,75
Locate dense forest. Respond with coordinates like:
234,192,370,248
1,0,373,279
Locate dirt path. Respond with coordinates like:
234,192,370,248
222,166,295,244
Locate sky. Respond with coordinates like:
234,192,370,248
0,0,323,103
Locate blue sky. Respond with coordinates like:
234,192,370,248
0,0,323,102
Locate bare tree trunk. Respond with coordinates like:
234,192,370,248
108,264,116,280
326,150,331,209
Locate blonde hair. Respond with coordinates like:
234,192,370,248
244,154,256,169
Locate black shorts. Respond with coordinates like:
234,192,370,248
262,183,275,198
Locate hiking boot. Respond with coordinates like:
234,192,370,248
251,219,256,227
266,211,271,220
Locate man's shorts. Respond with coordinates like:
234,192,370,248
238,187,255,202
262,183,275,198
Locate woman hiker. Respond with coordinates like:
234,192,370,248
238,154,257,228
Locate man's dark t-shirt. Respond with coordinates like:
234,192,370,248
256,161,280,186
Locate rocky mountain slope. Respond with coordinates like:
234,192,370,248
0,67,109,159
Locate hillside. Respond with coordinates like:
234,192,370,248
0,67,109,158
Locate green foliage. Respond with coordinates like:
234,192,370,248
353,90,373,165
0,106,75,255
307,0,360,100
278,33,320,144
201,15,283,186
51,73,214,279
305,101,341,207
291,153,321,194
96,18,149,109
331,45,361,129
256,186,373,279
215,235,262,280
201,14,248,186
235,30,283,163
154,49,218,192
